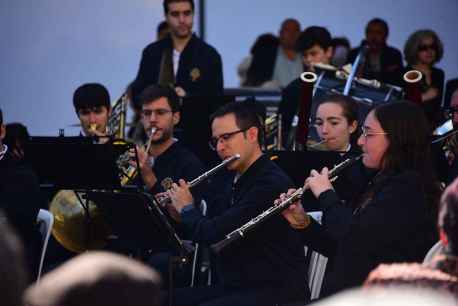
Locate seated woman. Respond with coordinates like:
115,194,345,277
403,29,445,128
306,95,364,209
311,94,359,154
278,101,441,297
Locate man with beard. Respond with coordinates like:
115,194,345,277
135,84,206,288
135,84,205,196
131,0,223,107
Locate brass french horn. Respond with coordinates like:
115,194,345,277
49,93,130,253
50,190,111,253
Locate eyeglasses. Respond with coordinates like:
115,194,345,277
209,129,248,151
418,43,437,52
141,108,173,118
360,126,388,138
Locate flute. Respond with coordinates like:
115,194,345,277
211,154,362,254
156,154,241,207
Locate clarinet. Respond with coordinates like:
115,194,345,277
156,154,241,207
211,154,362,253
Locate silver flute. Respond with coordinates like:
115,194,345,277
211,154,362,253
157,154,241,207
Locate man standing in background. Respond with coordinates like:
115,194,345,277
131,0,224,109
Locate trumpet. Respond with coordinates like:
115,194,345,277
211,154,362,253
156,154,241,207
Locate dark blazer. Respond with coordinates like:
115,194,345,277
0,151,43,280
180,155,308,300
131,34,223,107
347,44,404,85
405,66,445,126
301,170,437,297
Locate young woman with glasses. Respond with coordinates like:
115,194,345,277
277,101,441,297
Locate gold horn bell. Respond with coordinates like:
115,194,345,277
49,190,111,253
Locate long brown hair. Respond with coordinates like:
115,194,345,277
373,101,441,216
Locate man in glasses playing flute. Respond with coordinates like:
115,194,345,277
166,102,308,306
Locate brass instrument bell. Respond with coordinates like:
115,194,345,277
49,190,111,253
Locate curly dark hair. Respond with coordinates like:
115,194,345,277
403,29,444,66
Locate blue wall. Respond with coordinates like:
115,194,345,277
1,0,457,135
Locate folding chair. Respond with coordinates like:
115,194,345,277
36,209,54,281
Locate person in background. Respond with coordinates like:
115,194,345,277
271,18,303,88
347,18,403,84
238,19,301,88
72,83,111,143
278,26,334,145
4,122,30,162
131,0,223,107
404,29,445,128
330,37,351,68
0,108,42,282
242,33,279,88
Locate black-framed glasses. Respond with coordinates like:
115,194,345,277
141,108,173,118
209,129,248,150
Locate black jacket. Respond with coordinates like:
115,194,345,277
149,141,205,197
347,44,404,85
131,34,223,107
181,155,308,299
0,151,43,280
301,170,437,297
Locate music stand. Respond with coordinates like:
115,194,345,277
87,190,189,257
87,190,189,306
25,136,130,190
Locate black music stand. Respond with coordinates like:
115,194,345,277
87,190,189,257
87,190,189,306
25,136,131,190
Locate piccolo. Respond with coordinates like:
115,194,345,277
156,154,241,207
211,154,362,254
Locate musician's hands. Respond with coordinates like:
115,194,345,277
131,145,157,190
275,189,309,230
305,167,333,199
168,179,194,214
